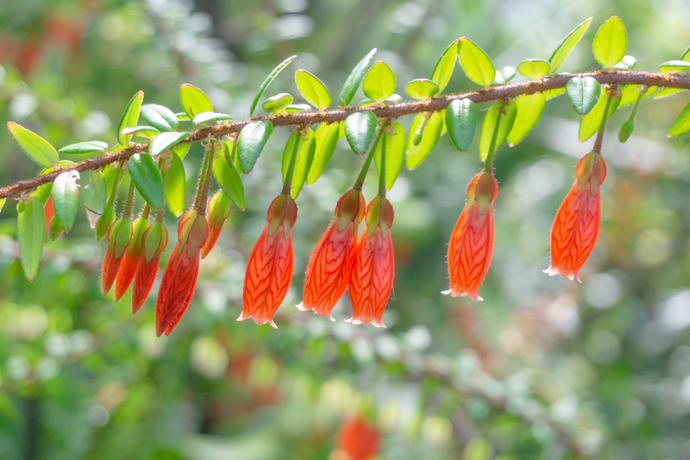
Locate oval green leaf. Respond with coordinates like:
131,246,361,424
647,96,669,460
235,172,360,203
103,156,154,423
578,87,621,141
659,60,690,77
458,37,496,88
84,171,107,228
406,111,443,170
250,55,297,116
362,61,396,104
307,122,340,185
592,16,627,68
668,101,690,137
149,131,190,156
128,153,164,208
344,111,377,155
7,122,59,167
120,126,160,139
213,144,245,210
173,142,190,160
508,93,546,146
285,104,312,113
517,59,551,79
281,128,316,199
566,76,601,115
163,152,185,216
179,84,213,119
237,120,274,173
262,93,293,113
58,141,108,155
18,194,45,282
141,104,179,132
430,39,460,92
192,112,233,125
405,79,440,100
479,100,517,161
295,69,331,111
374,121,406,190
52,171,80,231
117,90,144,146
445,99,478,152
549,17,592,73
340,48,377,107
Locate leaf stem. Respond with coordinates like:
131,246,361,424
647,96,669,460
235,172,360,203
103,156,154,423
193,146,214,213
484,102,503,170
123,181,136,218
106,168,122,208
281,131,302,196
592,85,617,154
354,128,384,191
378,130,387,197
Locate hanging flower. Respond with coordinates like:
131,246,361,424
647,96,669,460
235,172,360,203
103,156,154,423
131,218,168,314
101,216,133,295
545,151,606,281
348,196,395,327
334,416,380,460
298,189,365,319
239,194,297,328
201,190,232,259
113,216,148,301
443,170,498,301
155,210,208,336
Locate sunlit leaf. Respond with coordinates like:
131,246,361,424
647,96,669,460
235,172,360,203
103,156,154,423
508,93,546,146
7,122,59,167
237,120,274,172
180,84,213,119
362,61,396,104
117,90,144,145
406,111,443,170
295,69,331,110
659,60,690,77
445,99,478,152
163,152,185,216
479,100,517,161
430,39,460,92
192,112,233,125
668,101,690,137
566,76,601,115
592,16,627,68
612,55,637,70
458,37,496,88
213,143,245,210
263,93,293,113
405,79,439,100
58,141,108,155
549,17,592,73
250,55,297,116
544,87,567,100
578,87,621,141
340,48,377,106
517,59,551,79
141,104,179,132
17,194,45,282
128,153,164,208
374,121,406,190
120,126,159,139
149,132,190,156
307,122,340,185
344,111,377,155
281,128,316,199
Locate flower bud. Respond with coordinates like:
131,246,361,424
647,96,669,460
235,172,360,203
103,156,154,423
96,204,116,241
131,219,168,313
101,216,133,295
113,216,148,301
201,190,232,259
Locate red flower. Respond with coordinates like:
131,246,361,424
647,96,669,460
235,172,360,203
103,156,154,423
545,151,606,281
113,216,148,302
155,210,208,336
239,194,297,328
131,219,168,313
298,189,365,319
201,190,232,259
101,217,133,295
44,195,55,234
348,196,395,327
335,416,380,460
443,170,498,301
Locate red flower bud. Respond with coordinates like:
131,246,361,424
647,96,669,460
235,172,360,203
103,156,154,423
101,217,133,295
131,219,168,313
239,194,297,328
113,216,148,301
201,190,232,259
334,416,380,460
348,196,395,328
444,170,498,301
545,151,606,281
298,189,365,319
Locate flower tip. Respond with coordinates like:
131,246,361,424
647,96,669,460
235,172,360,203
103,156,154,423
237,312,249,322
441,288,482,301
295,301,309,311
372,319,386,328
269,319,278,329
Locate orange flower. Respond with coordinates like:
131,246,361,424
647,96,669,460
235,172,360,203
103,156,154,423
101,217,133,295
348,196,394,327
201,190,232,259
239,194,297,328
334,416,380,460
113,216,148,301
443,170,498,301
298,189,365,319
545,151,606,281
131,219,168,314
155,210,208,336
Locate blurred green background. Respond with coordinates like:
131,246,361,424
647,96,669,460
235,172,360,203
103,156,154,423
1,0,690,459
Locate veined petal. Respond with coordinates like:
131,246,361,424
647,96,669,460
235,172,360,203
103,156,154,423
101,246,125,295
155,243,201,336
131,254,161,314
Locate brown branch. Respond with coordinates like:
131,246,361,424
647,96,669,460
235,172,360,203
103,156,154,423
2,70,689,200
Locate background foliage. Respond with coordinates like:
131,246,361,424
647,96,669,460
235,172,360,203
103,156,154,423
1,0,690,459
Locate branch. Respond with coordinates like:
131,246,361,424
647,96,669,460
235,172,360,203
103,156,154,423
2,70,689,200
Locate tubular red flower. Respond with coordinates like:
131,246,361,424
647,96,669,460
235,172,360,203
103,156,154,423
298,189,365,319
444,170,498,301
155,210,208,336
101,217,133,295
113,217,148,301
335,416,380,460
545,151,606,281
239,194,298,328
348,196,395,328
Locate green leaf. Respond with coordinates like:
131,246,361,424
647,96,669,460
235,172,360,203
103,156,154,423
175,112,191,121
659,60,690,77
544,87,567,100
58,141,108,155
479,100,517,161
237,120,274,172
359,94,403,107
405,79,439,100
281,129,316,199
83,171,107,228
307,122,340,185
516,59,550,79
406,111,443,170
285,104,312,113
52,171,80,231
654,87,685,99
295,69,331,110
458,37,496,88
619,120,634,143
141,104,179,131
250,55,297,116
173,142,190,160
192,112,233,125
340,48,377,106
430,39,460,92
445,99,478,151
120,126,159,139
592,16,627,68
262,93,293,113
578,88,620,141
668,101,690,137
213,143,245,210
508,93,546,146
7,122,59,167
499,66,516,83
374,122,406,190
179,84,213,119
566,76,601,115
149,132,190,156
17,194,45,282
344,111,377,155
0,198,5,214
549,17,592,73
117,90,144,145
128,153,164,208
619,85,643,106
362,61,396,104
612,55,637,70
163,152,185,216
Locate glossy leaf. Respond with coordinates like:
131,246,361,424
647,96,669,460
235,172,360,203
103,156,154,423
340,48,377,106
344,111,377,155
141,104,179,131
250,54,296,116
508,93,546,146
120,126,159,139
213,144,245,210
374,121,406,190
117,90,144,145
192,112,233,125
458,37,496,88
668,101,690,137
18,194,45,282
83,171,107,228
592,16,627,68
362,61,396,104
517,59,550,79
479,100,517,161
295,69,331,110
406,111,443,170
549,17,592,73
128,153,164,208
163,152,185,216
52,171,80,231
566,76,601,115
445,99,478,151
281,129,316,199
8,122,59,167
430,39,460,92
578,88,621,141
619,120,634,142
307,122,340,185
405,79,439,100
612,55,637,70
149,132,190,156
285,104,312,113
262,93,293,113
58,141,108,155
659,60,690,77
179,84,213,119
237,120,274,172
